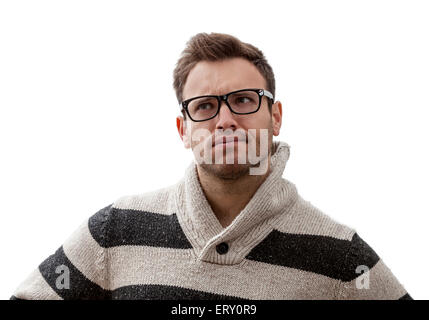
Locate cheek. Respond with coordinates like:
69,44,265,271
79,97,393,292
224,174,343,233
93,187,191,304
189,124,212,147
242,114,271,131
243,115,273,144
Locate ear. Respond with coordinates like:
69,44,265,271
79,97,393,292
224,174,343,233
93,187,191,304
176,116,191,149
271,101,282,136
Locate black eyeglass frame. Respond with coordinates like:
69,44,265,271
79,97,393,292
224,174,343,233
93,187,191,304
179,88,274,122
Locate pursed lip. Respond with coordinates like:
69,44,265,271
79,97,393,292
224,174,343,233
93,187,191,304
212,135,247,147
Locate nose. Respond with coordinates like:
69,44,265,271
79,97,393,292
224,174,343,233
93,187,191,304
215,100,238,130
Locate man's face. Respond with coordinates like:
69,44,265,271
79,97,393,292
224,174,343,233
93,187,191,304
176,57,282,180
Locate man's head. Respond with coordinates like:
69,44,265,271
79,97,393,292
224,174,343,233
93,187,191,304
174,32,282,180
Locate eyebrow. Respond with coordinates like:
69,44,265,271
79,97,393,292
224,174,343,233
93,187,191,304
188,87,251,98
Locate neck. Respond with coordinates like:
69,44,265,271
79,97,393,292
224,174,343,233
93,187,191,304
196,160,271,228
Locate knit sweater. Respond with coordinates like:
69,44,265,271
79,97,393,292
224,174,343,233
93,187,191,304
10,141,411,300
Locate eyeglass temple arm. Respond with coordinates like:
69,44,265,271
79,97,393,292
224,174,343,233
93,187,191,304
262,89,274,101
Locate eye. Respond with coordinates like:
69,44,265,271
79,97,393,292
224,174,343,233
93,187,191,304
197,103,214,110
236,96,254,104
238,97,250,103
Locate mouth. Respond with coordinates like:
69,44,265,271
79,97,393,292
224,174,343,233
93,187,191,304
212,136,247,147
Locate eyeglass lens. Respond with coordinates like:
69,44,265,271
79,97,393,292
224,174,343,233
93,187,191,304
187,90,260,121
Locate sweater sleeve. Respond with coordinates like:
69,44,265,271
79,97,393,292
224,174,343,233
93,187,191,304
10,204,113,300
336,232,412,300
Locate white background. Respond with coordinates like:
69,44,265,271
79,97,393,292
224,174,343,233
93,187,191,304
1,0,427,299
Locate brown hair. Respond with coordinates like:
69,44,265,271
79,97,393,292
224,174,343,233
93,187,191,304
173,32,275,118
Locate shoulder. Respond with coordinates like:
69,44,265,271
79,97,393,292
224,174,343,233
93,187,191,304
89,183,177,225
253,190,410,299
278,193,380,273
112,183,178,214
88,183,190,249
273,191,355,241
257,191,379,281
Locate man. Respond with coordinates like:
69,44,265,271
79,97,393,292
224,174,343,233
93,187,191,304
11,32,411,300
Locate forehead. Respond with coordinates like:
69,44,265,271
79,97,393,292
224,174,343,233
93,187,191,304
182,57,266,100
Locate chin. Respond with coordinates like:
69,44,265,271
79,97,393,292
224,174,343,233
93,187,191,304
199,163,251,180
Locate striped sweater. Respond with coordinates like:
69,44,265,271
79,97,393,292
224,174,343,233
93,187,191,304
11,141,411,300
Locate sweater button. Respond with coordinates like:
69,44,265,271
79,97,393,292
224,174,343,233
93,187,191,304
216,242,229,255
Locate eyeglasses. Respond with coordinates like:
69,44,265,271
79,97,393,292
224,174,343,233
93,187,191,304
179,88,274,122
